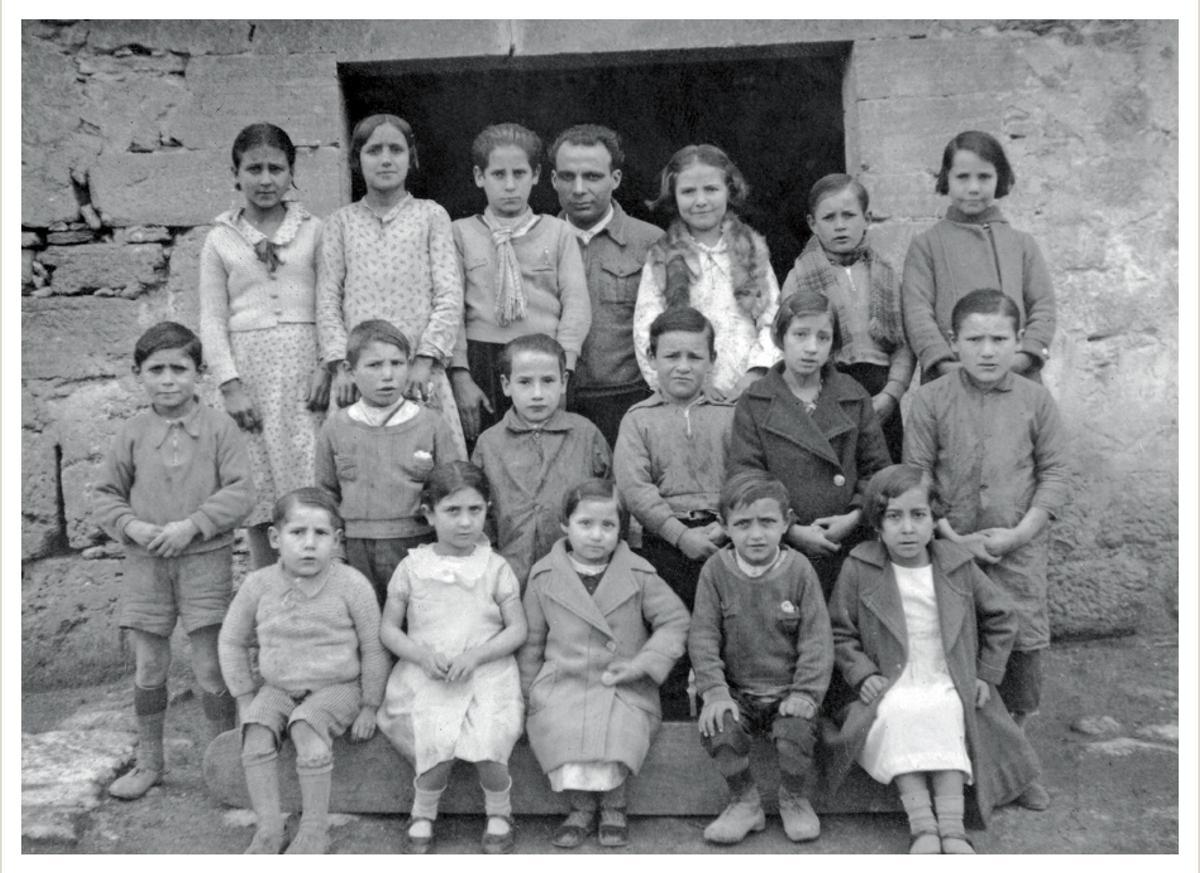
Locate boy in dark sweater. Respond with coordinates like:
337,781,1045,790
315,319,463,604
689,470,834,845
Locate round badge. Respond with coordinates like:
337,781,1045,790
833,474,846,487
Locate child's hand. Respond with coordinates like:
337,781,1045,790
702,521,728,547
418,647,450,681
220,378,262,433
450,370,494,443
331,364,358,408
974,679,991,709
678,528,719,562
306,365,332,412
445,650,479,682
977,527,1024,558
124,519,163,549
600,659,645,687
955,532,1001,565
236,693,255,725
812,510,861,544
702,383,729,403
404,357,434,403
934,360,963,379
871,392,897,420
1010,352,1035,375
858,674,889,705
148,519,199,557
779,693,817,719
786,523,840,556
699,698,739,737
350,706,378,742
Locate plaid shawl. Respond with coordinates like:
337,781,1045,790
789,235,904,349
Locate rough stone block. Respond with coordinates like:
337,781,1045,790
91,147,345,228
258,19,510,63
851,37,1034,99
76,51,187,77
22,296,147,381
21,558,128,688
45,231,95,246
857,172,943,221
168,53,342,149
855,95,1002,174
114,226,171,244
23,429,61,561
84,20,249,55
23,232,43,248
857,219,934,272
22,728,137,843
162,227,211,331
80,74,191,155
38,243,165,296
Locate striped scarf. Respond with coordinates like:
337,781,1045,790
789,235,904,348
482,209,540,327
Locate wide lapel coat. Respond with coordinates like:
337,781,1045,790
518,539,689,775
823,539,1041,826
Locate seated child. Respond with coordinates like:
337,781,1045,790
377,461,527,854
472,333,612,586
903,288,1068,811
315,318,463,605
218,487,387,854
688,470,833,845
614,305,732,718
519,479,689,849
826,465,1042,853
94,321,255,800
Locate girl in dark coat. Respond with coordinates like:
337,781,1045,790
826,465,1040,854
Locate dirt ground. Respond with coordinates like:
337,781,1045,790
22,633,1178,855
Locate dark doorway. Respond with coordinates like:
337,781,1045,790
341,44,848,278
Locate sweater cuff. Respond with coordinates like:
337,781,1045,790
977,659,1006,686
631,649,675,686
1019,338,1049,365
564,350,579,372
189,511,217,542
882,380,907,402
700,685,733,705
658,517,688,547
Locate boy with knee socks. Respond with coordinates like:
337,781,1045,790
94,321,255,799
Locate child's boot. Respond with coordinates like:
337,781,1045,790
934,793,974,854
553,791,597,848
241,746,284,854
405,780,445,854
109,684,166,799
704,769,766,844
286,752,333,854
481,777,516,854
778,785,820,842
900,789,940,854
201,688,237,744
598,782,629,848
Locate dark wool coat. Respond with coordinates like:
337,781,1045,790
824,540,1041,826
518,540,690,775
730,363,893,595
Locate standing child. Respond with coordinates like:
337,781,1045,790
827,465,1042,853
94,322,255,799
729,291,892,598
219,488,387,854
471,333,612,587
781,173,914,462
902,130,1056,383
903,288,1069,811
520,479,689,849
688,471,832,845
449,122,591,442
633,144,782,402
316,114,466,454
315,319,463,605
614,306,733,718
199,123,329,568
376,462,527,855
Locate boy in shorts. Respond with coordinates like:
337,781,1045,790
94,321,255,799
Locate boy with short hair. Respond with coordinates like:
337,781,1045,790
688,470,833,845
94,321,255,799
472,333,612,586
315,319,463,605
904,287,1069,812
614,306,732,718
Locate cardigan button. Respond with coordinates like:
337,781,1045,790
833,474,846,487
605,641,617,652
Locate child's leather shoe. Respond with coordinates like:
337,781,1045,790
1015,781,1050,811
284,823,330,854
778,787,820,842
598,807,629,847
552,808,594,848
703,785,766,844
108,766,162,800
404,817,435,854
481,816,516,854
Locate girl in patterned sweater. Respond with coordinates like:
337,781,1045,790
317,113,467,455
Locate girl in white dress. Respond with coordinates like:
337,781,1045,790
633,144,781,402
829,464,1033,854
377,461,527,854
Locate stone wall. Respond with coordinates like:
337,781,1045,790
21,19,1179,688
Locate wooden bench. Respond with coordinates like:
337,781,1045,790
203,723,900,816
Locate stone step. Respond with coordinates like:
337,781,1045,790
203,723,900,816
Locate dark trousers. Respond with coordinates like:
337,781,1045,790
568,383,653,451
638,520,713,720
837,361,901,464
466,340,512,439
998,648,1043,716
344,533,436,606
701,689,817,786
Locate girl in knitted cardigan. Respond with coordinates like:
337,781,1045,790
633,145,781,402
